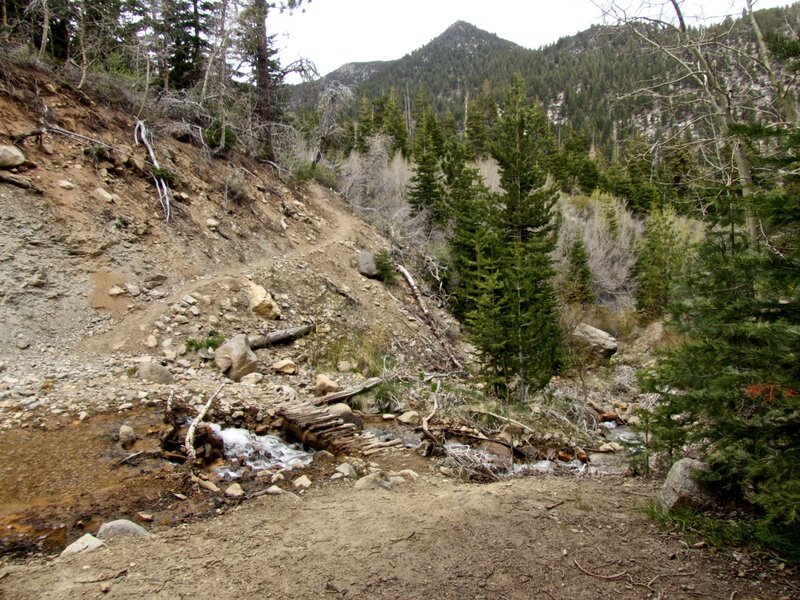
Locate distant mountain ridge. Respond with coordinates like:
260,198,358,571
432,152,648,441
291,5,800,151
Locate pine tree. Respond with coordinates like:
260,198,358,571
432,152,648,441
380,89,409,157
564,235,595,305
407,128,445,225
645,34,800,560
444,137,490,317
464,75,562,401
355,96,375,154
465,80,497,158
635,206,682,320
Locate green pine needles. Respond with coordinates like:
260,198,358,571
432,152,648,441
453,76,562,402
644,35,800,556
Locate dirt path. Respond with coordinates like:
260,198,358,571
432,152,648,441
3,476,796,600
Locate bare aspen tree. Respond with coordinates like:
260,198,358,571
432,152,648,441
599,0,798,241
745,0,799,127
311,83,354,167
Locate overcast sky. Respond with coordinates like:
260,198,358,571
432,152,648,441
271,0,794,82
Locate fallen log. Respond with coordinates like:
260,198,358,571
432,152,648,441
396,264,429,317
184,383,226,463
422,382,442,445
249,324,315,350
462,407,537,435
0,172,41,193
312,377,382,406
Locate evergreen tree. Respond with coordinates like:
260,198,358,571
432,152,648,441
164,0,215,90
444,137,490,316
563,235,595,305
407,128,446,224
465,80,497,158
355,96,375,153
380,89,409,157
645,34,800,559
635,206,683,320
465,75,562,401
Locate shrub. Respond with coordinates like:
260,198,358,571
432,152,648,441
204,120,237,155
292,161,339,189
374,250,396,284
185,331,225,351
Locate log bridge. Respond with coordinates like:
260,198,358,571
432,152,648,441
275,398,403,457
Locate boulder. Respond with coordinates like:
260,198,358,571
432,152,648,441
354,470,392,491
314,374,339,396
118,424,136,449
138,362,174,384
0,145,25,168
60,533,104,557
658,458,714,512
571,323,618,358
356,251,379,278
248,283,281,320
397,410,421,426
214,334,258,382
97,519,150,540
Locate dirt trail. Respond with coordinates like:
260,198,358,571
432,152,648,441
3,476,796,600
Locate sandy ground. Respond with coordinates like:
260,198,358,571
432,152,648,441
3,475,798,600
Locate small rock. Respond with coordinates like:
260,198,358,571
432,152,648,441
328,403,352,417
57,180,75,190
118,424,136,449
335,463,358,479
144,334,158,348
191,474,220,493
336,361,353,373
239,372,264,385
206,218,220,228
272,358,297,374
136,512,154,522
439,466,456,478
138,362,174,384
60,533,104,557
126,284,141,296
397,410,420,426
92,188,115,203
314,374,339,396
313,450,335,463
248,283,281,320
97,519,150,540
293,475,312,489
354,470,392,491
225,483,244,497
396,469,419,482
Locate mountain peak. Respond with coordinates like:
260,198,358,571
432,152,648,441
430,20,521,52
